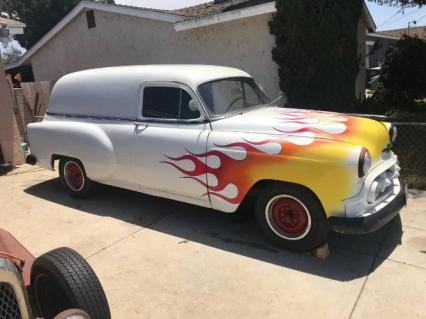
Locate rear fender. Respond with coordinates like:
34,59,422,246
27,121,115,180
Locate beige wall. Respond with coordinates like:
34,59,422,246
31,9,367,103
30,10,280,99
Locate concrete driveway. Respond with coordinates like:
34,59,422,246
1,165,425,319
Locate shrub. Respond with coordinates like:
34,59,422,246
373,35,426,109
269,0,363,112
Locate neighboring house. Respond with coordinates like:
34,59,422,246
5,0,375,100
366,33,399,68
0,17,26,47
367,26,426,69
378,26,426,40
0,17,26,36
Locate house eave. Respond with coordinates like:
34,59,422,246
174,1,276,32
367,32,400,40
363,1,376,32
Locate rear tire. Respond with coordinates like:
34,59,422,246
255,183,329,252
59,157,94,198
31,247,111,319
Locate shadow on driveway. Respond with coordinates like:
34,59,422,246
25,178,403,282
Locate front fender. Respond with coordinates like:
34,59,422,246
206,131,360,215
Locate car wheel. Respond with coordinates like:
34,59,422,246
59,157,94,198
53,309,90,319
31,247,111,319
255,184,329,252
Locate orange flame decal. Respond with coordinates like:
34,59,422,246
162,109,352,207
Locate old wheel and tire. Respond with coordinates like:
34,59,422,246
255,184,329,252
30,248,111,319
59,157,94,198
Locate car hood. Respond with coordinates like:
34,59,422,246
211,107,390,161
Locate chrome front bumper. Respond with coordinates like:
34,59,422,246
329,152,407,234
329,179,406,234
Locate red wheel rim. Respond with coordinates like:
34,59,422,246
270,197,309,236
64,162,84,191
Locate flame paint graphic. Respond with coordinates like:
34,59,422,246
274,109,348,136
162,109,350,207
161,139,282,204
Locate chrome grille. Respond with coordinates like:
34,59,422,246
368,164,401,204
0,283,21,319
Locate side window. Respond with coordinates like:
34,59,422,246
142,86,201,120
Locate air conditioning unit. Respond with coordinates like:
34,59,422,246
0,23,9,38
0,24,10,48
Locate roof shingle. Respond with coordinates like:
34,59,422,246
378,26,426,39
171,0,273,21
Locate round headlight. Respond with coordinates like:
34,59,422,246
390,125,398,143
358,148,371,178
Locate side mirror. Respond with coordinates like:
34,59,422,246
188,99,200,112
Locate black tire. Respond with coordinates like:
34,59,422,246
30,247,111,319
255,183,329,252
59,157,94,198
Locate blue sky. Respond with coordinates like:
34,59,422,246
3,0,426,55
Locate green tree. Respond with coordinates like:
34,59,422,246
374,36,426,107
269,0,363,112
1,46,23,64
0,0,115,49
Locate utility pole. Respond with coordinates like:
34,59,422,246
408,20,417,36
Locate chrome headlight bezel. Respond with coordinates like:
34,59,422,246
389,125,398,144
359,148,371,178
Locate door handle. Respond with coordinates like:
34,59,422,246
134,122,148,132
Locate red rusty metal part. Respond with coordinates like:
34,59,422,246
0,228,35,286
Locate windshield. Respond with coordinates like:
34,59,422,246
198,77,271,117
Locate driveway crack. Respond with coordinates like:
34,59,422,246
347,219,396,319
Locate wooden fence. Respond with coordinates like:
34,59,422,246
0,74,51,165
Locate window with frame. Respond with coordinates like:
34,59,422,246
142,87,201,120
198,77,270,116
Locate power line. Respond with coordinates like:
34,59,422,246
378,9,402,27
416,14,426,24
380,7,422,28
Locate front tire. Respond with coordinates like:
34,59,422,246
255,184,329,252
59,157,94,198
30,248,111,319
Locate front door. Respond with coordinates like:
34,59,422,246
131,82,211,207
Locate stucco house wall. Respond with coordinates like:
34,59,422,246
30,9,280,98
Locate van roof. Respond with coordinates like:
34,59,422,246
62,65,251,88
47,65,252,120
